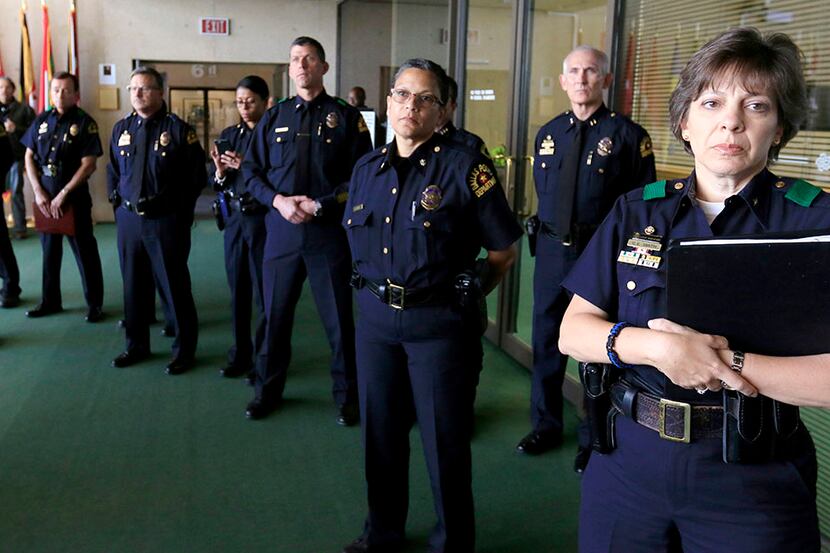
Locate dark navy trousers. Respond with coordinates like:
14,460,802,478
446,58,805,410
115,207,197,359
356,289,480,553
39,201,104,310
530,232,581,434
222,210,266,369
0,199,20,298
256,245,356,406
579,415,819,553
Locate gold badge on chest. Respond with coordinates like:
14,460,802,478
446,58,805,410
420,185,443,211
118,131,131,146
326,112,339,129
159,131,171,147
597,137,613,156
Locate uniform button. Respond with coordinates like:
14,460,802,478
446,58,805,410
120,151,125,156
51,147,56,151
326,139,331,143
644,226,655,235
598,168,604,174
347,218,352,225
541,162,546,169
423,221,431,228
385,216,391,224
276,137,282,143
383,247,389,255
674,182,685,190
419,159,426,167
775,181,786,189
434,146,440,153
161,152,166,157
752,197,758,206
391,188,397,195
546,134,551,140
626,280,636,291
381,147,387,154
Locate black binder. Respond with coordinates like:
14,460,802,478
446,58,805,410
666,230,830,356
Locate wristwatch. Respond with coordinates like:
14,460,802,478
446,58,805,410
313,200,323,217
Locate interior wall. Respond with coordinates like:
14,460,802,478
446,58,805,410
0,0,338,222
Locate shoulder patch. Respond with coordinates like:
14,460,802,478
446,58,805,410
357,115,368,133
87,121,98,134
642,180,667,201
640,136,653,158
468,163,497,198
186,129,199,145
785,179,821,207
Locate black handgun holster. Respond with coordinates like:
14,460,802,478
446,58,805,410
579,362,619,454
525,215,540,257
722,392,800,464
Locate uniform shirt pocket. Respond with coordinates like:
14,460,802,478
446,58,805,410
270,131,293,168
616,265,666,326
403,210,454,271
344,209,374,264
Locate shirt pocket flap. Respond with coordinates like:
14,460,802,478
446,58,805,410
345,209,372,228
618,265,665,297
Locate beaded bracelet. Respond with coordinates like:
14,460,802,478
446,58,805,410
606,321,634,369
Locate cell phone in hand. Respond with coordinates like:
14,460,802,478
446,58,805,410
214,138,233,156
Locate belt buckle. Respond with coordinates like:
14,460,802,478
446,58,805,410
386,279,405,310
658,398,691,443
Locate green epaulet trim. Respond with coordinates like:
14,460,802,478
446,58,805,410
77,107,86,116
277,97,289,104
785,179,821,207
335,97,348,107
642,180,666,201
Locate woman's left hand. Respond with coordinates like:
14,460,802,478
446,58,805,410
647,318,758,396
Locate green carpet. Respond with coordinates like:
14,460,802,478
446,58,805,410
0,221,581,553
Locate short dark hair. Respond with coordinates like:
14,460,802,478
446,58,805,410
52,71,79,92
290,36,326,63
350,86,366,104
130,66,165,90
392,58,449,105
669,27,807,163
236,75,269,101
0,76,16,92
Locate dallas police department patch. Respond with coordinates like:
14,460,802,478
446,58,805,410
420,185,443,210
357,116,368,133
469,163,496,198
87,121,98,134
640,136,653,158
186,129,198,144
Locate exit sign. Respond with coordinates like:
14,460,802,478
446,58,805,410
199,17,230,35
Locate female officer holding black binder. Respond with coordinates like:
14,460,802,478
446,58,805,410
559,27,830,552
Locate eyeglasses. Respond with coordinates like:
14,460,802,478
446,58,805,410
126,85,160,94
235,99,258,107
388,88,443,108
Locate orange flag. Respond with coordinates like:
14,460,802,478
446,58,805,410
18,1,36,109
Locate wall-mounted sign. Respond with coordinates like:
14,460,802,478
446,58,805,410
98,63,116,85
469,89,496,101
199,17,230,36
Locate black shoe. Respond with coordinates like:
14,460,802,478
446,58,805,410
219,364,249,378
341,537,400,553
26,303,63,318
245,396,282,420
0,294,20,308
573,446,592,474
165,356,193,375
85,307,104,323
336,402,360,427
112,349,150,368
160,325,176,338
117,318,126,329
515,430,563,455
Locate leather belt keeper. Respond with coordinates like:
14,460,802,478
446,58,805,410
611,382,722,443
352,274,448,310
540,221,598,248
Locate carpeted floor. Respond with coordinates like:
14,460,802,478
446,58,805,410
0,221,581,553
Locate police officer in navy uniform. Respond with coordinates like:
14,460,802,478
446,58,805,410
0,76,36,241
209,75,269,379
0,120,20,308
517,46,655,460
107,66,205,374
560,28,826,552
340,59,521,553
435,76,487,155
242,37,372,423
22,71,105,322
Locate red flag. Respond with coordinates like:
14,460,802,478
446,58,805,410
620,31,635,115
0,46,5,77
37,0,55,113
68,0,79,78
19,2,36,108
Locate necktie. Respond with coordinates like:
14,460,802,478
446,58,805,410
555,119,586,239
294,104,312,195
130,120,149,205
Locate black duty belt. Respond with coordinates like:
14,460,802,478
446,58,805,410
611,382,722,443
352,274,448,310
540,221,598,247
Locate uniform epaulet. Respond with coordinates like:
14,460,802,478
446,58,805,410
277,97,290,104
784,179,822,207
335,97,348,107
77,107,86,116
642,180,667,201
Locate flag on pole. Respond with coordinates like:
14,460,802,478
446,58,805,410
68,0,79,78
37,0,55,113
19,1,37,108
0,46,5,77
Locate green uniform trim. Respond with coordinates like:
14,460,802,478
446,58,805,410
336,97,348,107
785,179,821,207
277,97,289,104
642,180,666,201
